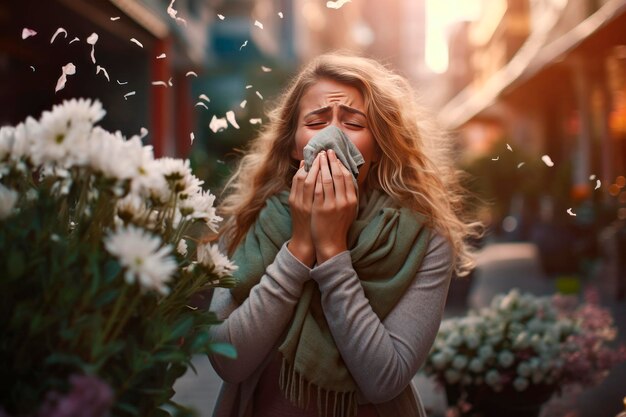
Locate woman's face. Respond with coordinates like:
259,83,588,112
292,78,378,187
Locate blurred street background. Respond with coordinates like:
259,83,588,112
2,0,626,415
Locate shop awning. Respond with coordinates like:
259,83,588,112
439,0,626,129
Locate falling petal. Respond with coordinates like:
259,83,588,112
261,66,272,72
117,80,128,85
190,132,195,144
156,53,166,59
226,111,240,129
517,162,525,169
595,179,601,190
30,66,35,72
209,115,228,133
140,127,148,138
110,16,121,21
186,71,198,77
168,77,173,87
96,65,110,81
50,27,67,44
245,85,253,89
541,155,554,167
217,159,225,164
326,0,351,9
22,28,37,39
167,0,187,26
254,20,264,29
278,12,284,18
69,37,80,44
55,62,76,93
124,91,136,100
240,100,247,108
566,208,576,216
217,14,225,20
87,32,99,63
589,174,596,180
255,91,263,100
152,81,168,87
506,143,513,152
249,118,262,125
199,94,210,103
195,102,208,109
130,38,143,48
491,156,499,161
239,40,248,50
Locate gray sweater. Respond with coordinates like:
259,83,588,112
208,232,453,417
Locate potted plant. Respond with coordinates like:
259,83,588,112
0,99,237,417
423,289,626,417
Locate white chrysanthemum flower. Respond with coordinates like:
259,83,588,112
478,345,494,360
468,357,485,373
88,127,144,180
104,225,177,295
485,369,501,387
31,110,89,167
57,98,106,123
431,352,449,370
445,333,463,348
196,242,237,278
177,239,188,256
0,184,18,219
116,194,148,223
11,119,37,162
0,126,15,161
153,157,202,197
452,355,468,370
444,369,461,384
178,189,222,231
464,333,480,349
497,350,515,368
517,361,532,377
513,377,529,392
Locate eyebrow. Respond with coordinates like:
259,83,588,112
303,104,367,119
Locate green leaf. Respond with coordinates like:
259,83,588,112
103,259,122,284
168,316,194,342
209,343,237,359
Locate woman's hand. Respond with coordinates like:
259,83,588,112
287,155,321,267
311,149,358,264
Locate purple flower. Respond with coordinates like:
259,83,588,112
38,374,114,417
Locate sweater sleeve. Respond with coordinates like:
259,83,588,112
310,233,453,404
208,242,311,384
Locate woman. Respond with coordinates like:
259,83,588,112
208,53,479,417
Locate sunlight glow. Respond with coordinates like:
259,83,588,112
425,0,482,74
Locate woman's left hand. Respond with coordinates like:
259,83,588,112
311,149,358,264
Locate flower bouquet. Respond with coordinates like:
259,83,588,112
0,99,237,417
423,289,626,417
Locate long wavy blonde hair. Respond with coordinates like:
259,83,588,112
219,53,481,276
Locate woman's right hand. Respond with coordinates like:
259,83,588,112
287,154,321,267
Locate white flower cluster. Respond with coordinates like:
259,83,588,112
424,289,579,393
0,98,231,295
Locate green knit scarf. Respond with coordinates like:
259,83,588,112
230,189,431,417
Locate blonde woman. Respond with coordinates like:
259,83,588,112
208,53,479,417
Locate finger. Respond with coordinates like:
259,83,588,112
328,150,346,202
314,167,323,206
319,151,334,201
290,160,306,199
340,162,358,204
303,154,321,205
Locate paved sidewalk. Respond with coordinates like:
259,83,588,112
173,242,626,417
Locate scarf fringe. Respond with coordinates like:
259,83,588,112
279,357,358,417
